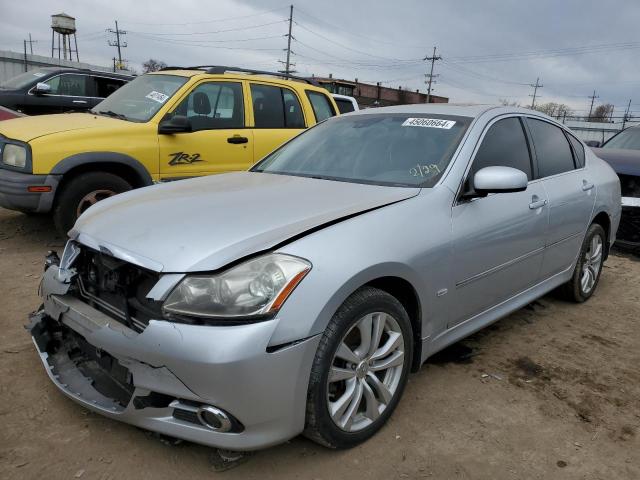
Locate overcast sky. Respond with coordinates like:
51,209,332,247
2,0,639,116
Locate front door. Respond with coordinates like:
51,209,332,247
158,80,253,180
450,116,548,327
248,82,307,162
23,73,90,114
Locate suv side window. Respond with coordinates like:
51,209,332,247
306,91,336,122
471,117,532,180
527,118,576,177
250,84,305,129
93,76,127,98
335,98,355,114
567,133,585,168
174,81,244,132
43,74,88,96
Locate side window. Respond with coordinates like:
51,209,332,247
94,77,127,98
527,118,576,177
174,82,244,132
44,74,87,96
335,98,355,114
250,84,304,129
567,134,585,168
306,91,336,122
472,117,532,180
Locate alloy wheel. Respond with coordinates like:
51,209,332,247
76,189,117,217
581,233,603,294
326,312,405,432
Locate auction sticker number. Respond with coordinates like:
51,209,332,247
402,118,456,129
146,91,169,103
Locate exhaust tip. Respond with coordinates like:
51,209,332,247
196,405,233,432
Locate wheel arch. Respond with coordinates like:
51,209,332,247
51,152,153,195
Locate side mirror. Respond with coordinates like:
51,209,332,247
158,115,191,134
34,82,51,95
473,166,528,195
585,140,601,148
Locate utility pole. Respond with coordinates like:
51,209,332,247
279,5,295,77
587,90,599,120
23,34,37,72
424,46,441,103
108,20,127,69
623,99,632,129
27,33,35,54
529,77,543,109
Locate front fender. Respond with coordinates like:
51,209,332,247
51,152,153,186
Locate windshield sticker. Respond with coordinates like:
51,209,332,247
32,72,46,77
402,118,456,129
146,91,169,103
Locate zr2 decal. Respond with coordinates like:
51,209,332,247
168,152,203,166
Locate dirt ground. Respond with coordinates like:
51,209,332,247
0,207,639,480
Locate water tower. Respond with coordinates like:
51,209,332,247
51,13,79,61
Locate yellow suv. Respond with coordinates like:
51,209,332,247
0,66,338,233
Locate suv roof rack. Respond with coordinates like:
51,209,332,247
159,65,318,85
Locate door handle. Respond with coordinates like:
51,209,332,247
227,136,248,144
582,180,594,191
529,198,547,210
72,100,88,104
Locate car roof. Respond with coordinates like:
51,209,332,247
33,67,134,79
151,69,326,90
351,103,556,121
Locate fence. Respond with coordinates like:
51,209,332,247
550,116,640,144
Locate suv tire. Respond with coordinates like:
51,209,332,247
53,172,132,236
304,287,413,448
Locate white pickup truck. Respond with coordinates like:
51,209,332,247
332,94,359,113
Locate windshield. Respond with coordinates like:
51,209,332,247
603,128,640,150
91,74,187,122
252,113,472,187
0,69,51,90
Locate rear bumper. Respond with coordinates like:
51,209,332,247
0,168,60,213
30,266,320,451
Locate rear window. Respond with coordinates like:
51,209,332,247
335,98,355,114
306,91,336,122
527,118,576,178
93,76,128,98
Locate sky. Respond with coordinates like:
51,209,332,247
1,0,640,118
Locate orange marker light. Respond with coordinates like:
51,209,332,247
269,268,310,313
27,186,52,193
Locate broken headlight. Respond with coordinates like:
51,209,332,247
162,254,311,320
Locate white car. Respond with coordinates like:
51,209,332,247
332,94,359,114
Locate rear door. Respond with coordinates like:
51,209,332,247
158,80,253,180
450,116,548,327
525,117,596,277
248,82,307,162
89,75,129,108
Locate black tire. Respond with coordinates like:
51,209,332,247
560,223,606,302
52,172,132,236
304,287,413,449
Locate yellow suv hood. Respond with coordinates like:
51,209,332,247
0,113,125,142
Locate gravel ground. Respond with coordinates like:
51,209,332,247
0,207,638,479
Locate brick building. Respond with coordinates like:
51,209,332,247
309,74,448,107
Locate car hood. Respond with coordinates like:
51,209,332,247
592,148,640,176
0,112,124,142
71,172,420,272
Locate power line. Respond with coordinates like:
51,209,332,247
127,20,286,36
122,6,288,26
424,46,441,103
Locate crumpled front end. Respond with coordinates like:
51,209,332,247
28,248,320,451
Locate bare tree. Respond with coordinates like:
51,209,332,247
142,59,168,73
531,102,573,118
589,104,614,123
499,98,521,107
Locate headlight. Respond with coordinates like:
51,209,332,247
162,253,311,321
2,144,27,168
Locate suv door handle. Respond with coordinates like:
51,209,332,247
582,180,594,191
529,197,547,210
227,136,248,144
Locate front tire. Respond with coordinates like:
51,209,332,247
52,172,132,236
561,223,606,302
304,287,413,448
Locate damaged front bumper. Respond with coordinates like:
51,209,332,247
28,265,320,451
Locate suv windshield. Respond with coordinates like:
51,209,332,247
0,69,51,90
603,128,640,150
253,114,472,187
91,74,187,122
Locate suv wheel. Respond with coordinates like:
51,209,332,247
561,223,606,302
304,287,413,448
53,172,132,235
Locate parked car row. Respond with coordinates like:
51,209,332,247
17,95,620,451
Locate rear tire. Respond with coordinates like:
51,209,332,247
304,287,413,449
560,223,606,302
53,172,132,236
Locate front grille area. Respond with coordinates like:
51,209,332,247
70,247,164,332
619,206,640,245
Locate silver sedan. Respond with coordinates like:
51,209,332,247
30,104,621,451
